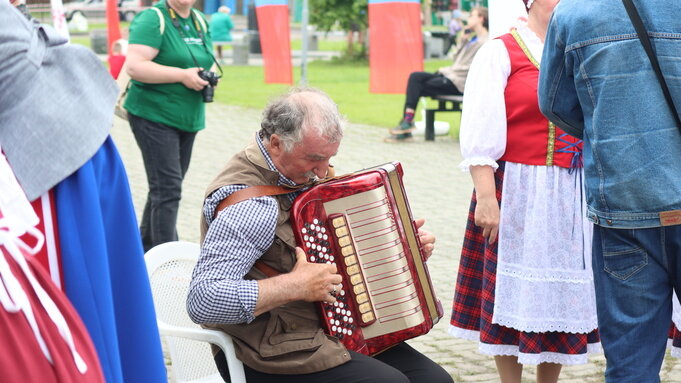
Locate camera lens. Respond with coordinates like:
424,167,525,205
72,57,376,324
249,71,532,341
202,85,214,103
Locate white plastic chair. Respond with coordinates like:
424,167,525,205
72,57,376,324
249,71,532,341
145,241,246,383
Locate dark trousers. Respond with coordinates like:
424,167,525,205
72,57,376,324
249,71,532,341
129,114,197,252
404,71,461,111
214,342,453,383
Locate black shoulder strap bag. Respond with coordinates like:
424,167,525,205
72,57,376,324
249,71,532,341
622,0,681,131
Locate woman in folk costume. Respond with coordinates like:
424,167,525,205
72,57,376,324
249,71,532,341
0,150,104,383
0,4,166,382
448,0,600,382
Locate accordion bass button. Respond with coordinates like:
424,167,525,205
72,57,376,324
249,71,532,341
344,255,357,266
361,312,375,323
349,274,363,286
338,236,351,247
335,227,348,237
358,303,372,314
331,217,346,228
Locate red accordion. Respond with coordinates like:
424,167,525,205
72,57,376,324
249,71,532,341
290,162,443,355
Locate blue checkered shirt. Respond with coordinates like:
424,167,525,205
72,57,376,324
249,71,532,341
187,133,297,325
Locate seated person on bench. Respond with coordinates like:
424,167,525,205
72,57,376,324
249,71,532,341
385,6,488,143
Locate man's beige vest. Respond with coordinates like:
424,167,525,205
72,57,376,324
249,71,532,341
199,139,350,374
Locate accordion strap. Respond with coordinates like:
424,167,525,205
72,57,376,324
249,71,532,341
212,165,338,219
253,260,282,277
212,185,296,277
213,185,298,219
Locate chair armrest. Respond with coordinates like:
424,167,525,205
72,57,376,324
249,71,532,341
158,322,246,383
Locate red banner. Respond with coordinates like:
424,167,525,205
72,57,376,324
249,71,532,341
369,2,423,94
106,0,121,57
256,5,293,84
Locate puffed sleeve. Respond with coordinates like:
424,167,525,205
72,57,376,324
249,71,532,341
458,39,511,171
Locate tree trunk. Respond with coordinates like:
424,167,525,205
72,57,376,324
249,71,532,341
423,0,432,27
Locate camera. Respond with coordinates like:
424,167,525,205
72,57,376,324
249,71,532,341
198,70,219,103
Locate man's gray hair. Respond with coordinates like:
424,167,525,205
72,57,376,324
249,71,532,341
260,87,344,151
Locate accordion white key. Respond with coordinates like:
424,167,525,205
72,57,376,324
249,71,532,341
290,162,443,355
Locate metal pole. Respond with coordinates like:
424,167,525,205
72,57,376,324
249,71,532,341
300,0,309,85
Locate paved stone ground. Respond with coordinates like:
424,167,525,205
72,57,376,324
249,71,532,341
111,103,681,382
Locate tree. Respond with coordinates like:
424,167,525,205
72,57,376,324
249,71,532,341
309,0,368,58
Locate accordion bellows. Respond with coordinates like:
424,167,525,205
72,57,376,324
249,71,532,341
291,162,443,355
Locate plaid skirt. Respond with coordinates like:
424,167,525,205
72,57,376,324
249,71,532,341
449,162,601,365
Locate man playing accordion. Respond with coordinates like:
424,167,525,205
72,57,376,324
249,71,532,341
187,87,452,383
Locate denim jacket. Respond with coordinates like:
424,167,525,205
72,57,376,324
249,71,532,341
538,0,681,229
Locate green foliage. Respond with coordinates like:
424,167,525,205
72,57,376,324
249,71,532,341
214,59,453,130
334,43,368,63
309,0,368,32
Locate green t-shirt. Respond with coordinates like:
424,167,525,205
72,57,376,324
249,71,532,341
124,0,214,132
210,12,233,42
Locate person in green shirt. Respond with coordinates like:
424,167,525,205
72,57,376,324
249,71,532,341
210,5,234,60
124,0,217,251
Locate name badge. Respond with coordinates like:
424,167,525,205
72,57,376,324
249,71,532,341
660,210,681,226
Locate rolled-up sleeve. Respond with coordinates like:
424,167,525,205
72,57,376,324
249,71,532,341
187,185,278,325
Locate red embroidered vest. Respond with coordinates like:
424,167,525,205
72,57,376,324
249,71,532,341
498,30,581,169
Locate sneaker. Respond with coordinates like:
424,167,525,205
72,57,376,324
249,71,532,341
389,119,416,136
383,133,414,143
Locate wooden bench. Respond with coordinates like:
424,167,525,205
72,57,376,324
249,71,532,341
425,95,463,141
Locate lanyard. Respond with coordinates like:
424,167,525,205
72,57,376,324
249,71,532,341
166,5,223,76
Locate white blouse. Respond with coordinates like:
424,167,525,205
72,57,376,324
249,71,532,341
458,22,544,171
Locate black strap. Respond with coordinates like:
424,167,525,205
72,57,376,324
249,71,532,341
166,5,223,77
622,0,681,130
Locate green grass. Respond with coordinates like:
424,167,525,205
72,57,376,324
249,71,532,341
67,28,459,134
290,39,347,52
70,35,91,48
88,21,131,31
215,59,452,129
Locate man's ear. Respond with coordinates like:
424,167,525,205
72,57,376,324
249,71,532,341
268,134,283,156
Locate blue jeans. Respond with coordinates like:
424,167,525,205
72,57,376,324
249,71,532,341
129,114,197,252
593,225,681,383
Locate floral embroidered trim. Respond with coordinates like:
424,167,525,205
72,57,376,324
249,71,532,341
546,122,556,166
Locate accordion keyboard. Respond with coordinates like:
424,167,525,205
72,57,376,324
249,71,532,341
302,219,356,341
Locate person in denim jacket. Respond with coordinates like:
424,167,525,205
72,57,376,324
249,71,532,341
538,1,681,382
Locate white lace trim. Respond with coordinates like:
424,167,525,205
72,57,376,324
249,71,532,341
497,263,593,283
478,343,602,365
450,325,602,364
448,325,480,341
459,156,499,172
492,316,599,334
